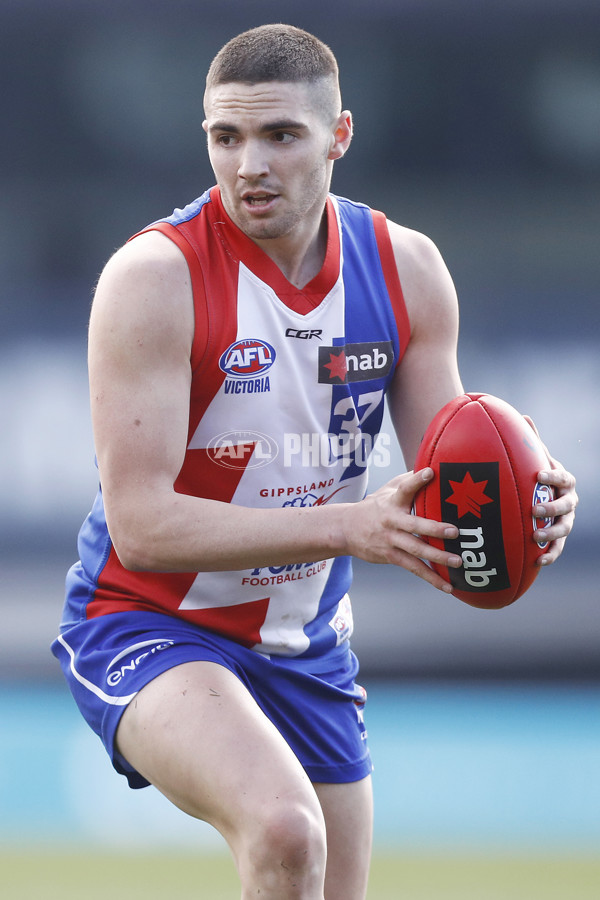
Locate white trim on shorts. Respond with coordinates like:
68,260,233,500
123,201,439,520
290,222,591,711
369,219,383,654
56,632,138,706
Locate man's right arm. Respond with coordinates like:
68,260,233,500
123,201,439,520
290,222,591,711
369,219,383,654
89,232,461,590
89,231,352,574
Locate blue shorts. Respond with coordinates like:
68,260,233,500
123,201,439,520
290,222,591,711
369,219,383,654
51,610,372,789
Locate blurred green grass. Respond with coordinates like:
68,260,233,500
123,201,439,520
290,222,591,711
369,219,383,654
2,850,599,899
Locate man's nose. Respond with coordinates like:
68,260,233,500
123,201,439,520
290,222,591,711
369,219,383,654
237,140,270,180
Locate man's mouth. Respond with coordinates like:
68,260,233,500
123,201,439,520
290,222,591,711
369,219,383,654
243,193,277,207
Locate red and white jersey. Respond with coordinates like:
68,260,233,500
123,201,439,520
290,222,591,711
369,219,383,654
64,187,410,659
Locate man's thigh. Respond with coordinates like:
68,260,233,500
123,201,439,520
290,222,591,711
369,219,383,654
115,660,321,840
53,610,372,789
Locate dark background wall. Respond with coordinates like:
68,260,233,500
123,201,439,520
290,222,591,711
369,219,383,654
1,0,598,679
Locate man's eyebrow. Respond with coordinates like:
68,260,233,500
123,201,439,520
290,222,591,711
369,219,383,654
259,119,307,133
207,121,240,134
207,119,307,134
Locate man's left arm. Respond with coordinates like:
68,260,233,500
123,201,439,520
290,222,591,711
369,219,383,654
385,218,577,566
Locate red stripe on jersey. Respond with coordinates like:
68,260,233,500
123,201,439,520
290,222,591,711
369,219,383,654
88,191,267,626
90,447,251,619
186,597,270,648
210,189,340,314
174,448,250,499
89,553,269,648
142,207,240,443
139,221,211,374
88,552,198,620
372,209,410,364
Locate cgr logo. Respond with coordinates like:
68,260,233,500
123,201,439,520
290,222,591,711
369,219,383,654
440,462,510,593
219,339,276,377
285,328,323,340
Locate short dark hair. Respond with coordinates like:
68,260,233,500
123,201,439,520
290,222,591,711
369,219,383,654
205,24,341,118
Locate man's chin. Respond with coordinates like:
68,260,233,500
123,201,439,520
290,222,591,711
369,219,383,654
237,214,289,242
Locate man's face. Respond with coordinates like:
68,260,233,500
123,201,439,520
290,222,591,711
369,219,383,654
203,81,344,246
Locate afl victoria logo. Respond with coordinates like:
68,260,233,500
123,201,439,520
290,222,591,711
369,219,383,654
219,339,276,377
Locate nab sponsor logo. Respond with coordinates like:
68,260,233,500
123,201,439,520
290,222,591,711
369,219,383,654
445,470,494,519
219,338,276,377
440,462,510,593
318,341,393,384
207,430,278,469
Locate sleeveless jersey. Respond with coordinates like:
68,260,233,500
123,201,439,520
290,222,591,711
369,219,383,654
63,186,410,660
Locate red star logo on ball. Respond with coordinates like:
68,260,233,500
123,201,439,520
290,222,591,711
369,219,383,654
446,472,494,518
323,350,348,382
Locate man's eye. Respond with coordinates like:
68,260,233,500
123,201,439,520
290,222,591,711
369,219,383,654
273,132,295,144
217,134,238,146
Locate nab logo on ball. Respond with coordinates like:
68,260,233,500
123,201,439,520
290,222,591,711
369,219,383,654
219,339,276,377
440,462,510,594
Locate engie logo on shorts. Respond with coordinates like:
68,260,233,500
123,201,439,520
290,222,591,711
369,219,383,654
106,639,174,687
219,339,276,377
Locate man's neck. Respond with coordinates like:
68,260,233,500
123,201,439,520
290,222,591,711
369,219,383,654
253,208,328,288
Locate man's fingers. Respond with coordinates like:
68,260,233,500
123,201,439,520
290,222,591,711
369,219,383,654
392,466,434,504
385,547,455,594
389,527,462,568
409,509,459,543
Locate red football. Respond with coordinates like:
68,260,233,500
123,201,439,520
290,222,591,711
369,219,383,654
414,392,554,609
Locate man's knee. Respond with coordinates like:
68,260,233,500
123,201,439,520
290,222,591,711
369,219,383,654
241,795,327,886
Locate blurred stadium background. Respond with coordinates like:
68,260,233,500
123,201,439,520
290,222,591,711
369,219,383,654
1,0,598,893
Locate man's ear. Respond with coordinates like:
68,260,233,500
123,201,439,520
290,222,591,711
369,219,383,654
328,111,353,160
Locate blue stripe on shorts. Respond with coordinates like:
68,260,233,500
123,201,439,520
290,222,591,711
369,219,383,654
51,610,372,789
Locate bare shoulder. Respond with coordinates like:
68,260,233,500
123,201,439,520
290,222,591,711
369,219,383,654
385,219,458,332
95,229,190,303
91,230,194,348
386,219,440,264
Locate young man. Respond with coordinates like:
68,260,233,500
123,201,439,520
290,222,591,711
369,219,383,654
52,24,577,900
